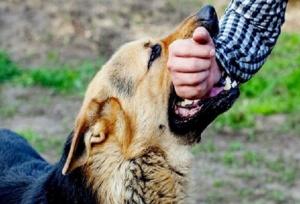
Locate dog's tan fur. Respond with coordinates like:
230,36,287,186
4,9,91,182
62,13,201,204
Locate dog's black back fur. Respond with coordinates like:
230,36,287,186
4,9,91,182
0,129,98,204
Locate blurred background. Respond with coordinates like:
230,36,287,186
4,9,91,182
0,0,299,203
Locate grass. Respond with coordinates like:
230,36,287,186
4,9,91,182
0,51,105,94
2,33,299,132
0,104,18,118
192,139,216,154
0,51,20,83
17,129,63,156
193,136,300,197
1,33,299,113
197,141,300,203
214,32,300,129
0,32,299,126
222,148,299,185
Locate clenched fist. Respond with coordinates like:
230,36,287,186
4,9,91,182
167,27,221,99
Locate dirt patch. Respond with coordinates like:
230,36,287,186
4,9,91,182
0,0,207,67
189,128,300,203
282,1,300,33
1,0,297,67
0,85,81,161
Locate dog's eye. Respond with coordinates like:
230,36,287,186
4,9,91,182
144,41,151,48
147,44,162,69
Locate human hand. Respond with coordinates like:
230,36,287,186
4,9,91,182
167,27,221,99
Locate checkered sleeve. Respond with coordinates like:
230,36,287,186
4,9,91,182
215,0,288,83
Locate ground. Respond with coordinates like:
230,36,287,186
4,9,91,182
0,0,300,203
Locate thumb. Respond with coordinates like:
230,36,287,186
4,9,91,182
193,27,212,44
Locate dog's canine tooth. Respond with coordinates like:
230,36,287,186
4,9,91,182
182,99,194,106
177,99,200,107
232,81,237,88
224,83,231,91
176,101,182,106
226,76,232,84
224,77,232,91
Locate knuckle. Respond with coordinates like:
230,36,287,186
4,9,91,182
172,73,182,85
175,87,185,97
196,83,207,93
199,46,212,57
205,59,212,68
204,70,210,78
170,40,184,51
191,59,199,69
199,59,211,70
179,40,192,54
208,43,215,49
205,48,212,56
171,74,178,83
191,73,201,84
195,85,202,93
167,59,173,70
180,46,190,56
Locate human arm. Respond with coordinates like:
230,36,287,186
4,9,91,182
215,0,288,82
168,0,288,99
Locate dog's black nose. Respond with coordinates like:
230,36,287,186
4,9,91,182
196,5,219,38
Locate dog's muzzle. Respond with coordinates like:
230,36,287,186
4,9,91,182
167,5,240,144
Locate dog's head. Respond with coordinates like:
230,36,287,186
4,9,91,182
62,6,239,175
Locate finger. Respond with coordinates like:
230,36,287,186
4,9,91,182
171,71,210,86
193,27,213,45
169,39,214,58
174,84,209,99
167,57,212,73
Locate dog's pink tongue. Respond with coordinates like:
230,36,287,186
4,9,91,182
175,106,201,118
207,87,223,98
176,107,190,117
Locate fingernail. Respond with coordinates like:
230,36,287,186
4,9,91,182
210,49,216,57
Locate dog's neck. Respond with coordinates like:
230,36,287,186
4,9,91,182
83,138,192,204
25,134,192,204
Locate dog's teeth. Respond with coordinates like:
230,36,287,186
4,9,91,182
182,99,194,106
224,77,232,91
225,76,232,85
232,81,237,88
176,99,200,107
175,108,180,115
224,83,231,91
176,101,183,106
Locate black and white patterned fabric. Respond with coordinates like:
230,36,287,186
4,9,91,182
215,0,288,83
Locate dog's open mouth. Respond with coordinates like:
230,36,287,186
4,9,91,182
168,75,240,144
165,5,241,144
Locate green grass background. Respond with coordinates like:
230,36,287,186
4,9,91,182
1,32,300,129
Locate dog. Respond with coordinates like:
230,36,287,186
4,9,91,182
0,5,239,204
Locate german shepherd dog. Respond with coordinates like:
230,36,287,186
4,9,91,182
0,5,239,204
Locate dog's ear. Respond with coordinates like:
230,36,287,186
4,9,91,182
62,97,130,175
